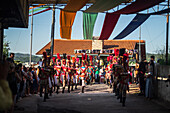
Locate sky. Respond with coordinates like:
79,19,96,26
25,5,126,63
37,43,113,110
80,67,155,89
4,6,168,55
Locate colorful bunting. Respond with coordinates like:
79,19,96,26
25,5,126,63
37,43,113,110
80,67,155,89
29,4,46,9
29,6,49,13
29,8,51,16
99,0,165,40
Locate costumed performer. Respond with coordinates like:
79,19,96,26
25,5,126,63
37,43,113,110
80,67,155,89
88,55,94,85
54,53,61,94
67,55,71,93
80,54,87,93
61,53,67,93
74,58,80,89
39,52,51,102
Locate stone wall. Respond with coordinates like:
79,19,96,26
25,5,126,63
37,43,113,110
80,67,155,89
156,64,170,102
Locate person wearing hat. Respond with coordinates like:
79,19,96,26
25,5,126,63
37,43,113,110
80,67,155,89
67,55,72,93
105,55,113,87
88,55,94,85
54,53,61,94
70,57,76,91
80,54,87,93
118,52,131,107
74,63,80,89
70,63,75,91
61,53,67,93
39,51,53,101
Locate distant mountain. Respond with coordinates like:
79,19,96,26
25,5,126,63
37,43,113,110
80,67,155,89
13,52,167,64
14,53,41,63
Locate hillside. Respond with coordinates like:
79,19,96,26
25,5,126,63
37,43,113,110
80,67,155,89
14,53,41,63
13,52,169,64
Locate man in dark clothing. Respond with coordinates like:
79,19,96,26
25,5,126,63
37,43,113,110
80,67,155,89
7,53,17,96
138,59,147,96
7,53,14,63
6,53,18,113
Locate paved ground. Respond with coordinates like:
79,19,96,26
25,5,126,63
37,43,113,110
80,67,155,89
14,84,170,113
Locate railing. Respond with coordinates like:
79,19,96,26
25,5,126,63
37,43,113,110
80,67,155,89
155,64,170,102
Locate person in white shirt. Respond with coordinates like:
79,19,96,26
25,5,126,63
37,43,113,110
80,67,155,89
38,59,43,67
99,66,104,83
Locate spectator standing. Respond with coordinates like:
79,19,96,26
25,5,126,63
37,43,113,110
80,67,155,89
137,59,147,96
0,58,13,111
32,68,39,94
6,53,19,113
15,64,22,103
27,67,33,96
21,66,28,97
145,56,155,100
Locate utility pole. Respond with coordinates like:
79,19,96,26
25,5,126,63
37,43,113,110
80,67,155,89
166,0,169,64
139,26,141,62
30,7,33,66
50,4,55,58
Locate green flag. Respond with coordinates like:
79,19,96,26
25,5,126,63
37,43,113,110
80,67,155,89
83,13,98,40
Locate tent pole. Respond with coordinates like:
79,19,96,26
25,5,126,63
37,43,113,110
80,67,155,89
166,0,169,65
30,7,34,66
50,4,55,58
139,26,141,62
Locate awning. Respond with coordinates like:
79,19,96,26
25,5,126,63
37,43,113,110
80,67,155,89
99,0,165,40
113,14,150,40
84,0,129,13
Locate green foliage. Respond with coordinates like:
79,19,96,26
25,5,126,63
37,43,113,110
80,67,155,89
146,46,170,65
3,36,10,57
14,53,41,63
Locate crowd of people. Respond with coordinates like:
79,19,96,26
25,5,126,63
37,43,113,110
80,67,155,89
0,51,157,112
0,53,40,113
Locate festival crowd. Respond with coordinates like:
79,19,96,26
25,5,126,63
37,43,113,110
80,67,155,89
0,51,156,112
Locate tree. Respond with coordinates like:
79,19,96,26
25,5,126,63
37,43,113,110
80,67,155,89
156,46,165,60
3,36,10,57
